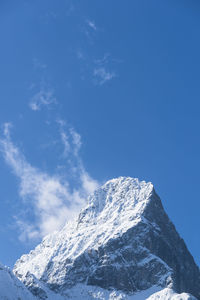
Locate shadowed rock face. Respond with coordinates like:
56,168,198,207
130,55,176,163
13,177,200,299
142,191,200,299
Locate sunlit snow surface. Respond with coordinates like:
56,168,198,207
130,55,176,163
0,262,34,300
55,285,196,300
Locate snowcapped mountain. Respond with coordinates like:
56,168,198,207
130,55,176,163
0,261,34,300
1,177,200,299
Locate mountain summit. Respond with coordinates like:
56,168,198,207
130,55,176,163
9,177,200,299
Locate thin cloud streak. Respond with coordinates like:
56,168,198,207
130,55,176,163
0,123,99,242
86,19,97,31
57,119,82,158
94,67,116,85
29,88,56,111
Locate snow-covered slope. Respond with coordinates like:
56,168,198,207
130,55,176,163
147,288,197,300
0,268,196,300
0,261,35,300
47,284,196,300
12,177,200,299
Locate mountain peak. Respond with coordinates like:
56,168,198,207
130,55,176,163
78,176,154,226
13,177,200,300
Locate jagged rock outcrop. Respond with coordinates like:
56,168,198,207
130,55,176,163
13,177,200,299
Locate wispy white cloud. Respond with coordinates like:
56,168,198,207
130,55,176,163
86,19,97,31
93,67,116,85
81,19,97,43
60,130,71,157
57,119,82,158
69,127,82,156
0,123,99,241
3,122,12,137
29,88,56,111
94,53,110,66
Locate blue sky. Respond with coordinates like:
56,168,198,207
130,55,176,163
0,0,200,267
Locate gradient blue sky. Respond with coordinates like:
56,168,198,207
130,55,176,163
0,0,200,267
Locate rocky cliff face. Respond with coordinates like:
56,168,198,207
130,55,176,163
12,177,200,299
